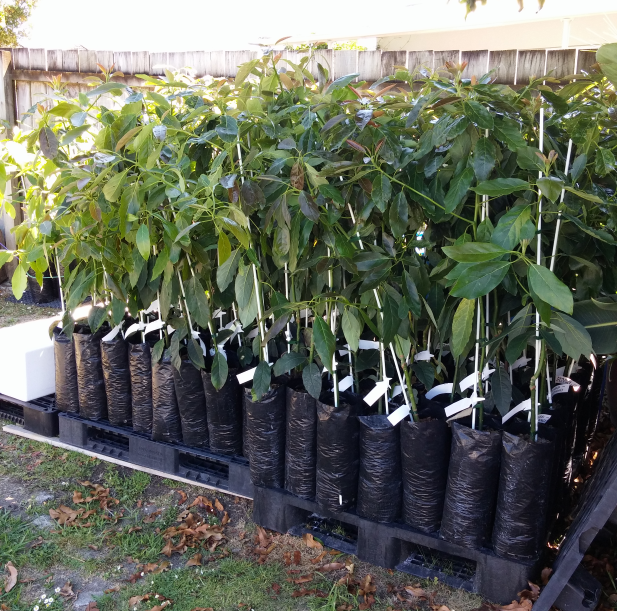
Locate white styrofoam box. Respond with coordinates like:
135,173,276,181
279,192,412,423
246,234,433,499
0,316,58,401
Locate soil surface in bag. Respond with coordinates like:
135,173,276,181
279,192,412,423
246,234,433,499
128,341,153,434
493,430,555,559
440,422,502,549
245,385,286,488
401,417,451,533
202,368,242,456
101,336,132,426
316,393,360,512
53,327,79,414
285,381,317,499
357,414,401,523
74,327,108,421
152,356,183,444
173,359,209,449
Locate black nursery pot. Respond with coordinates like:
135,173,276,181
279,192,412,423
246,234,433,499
127,341,154,434
357,414,402,523
492,429,555,560
53,327,79,414
401,417,451,533
244,384,286,488
316,393,360,512
101,336,132,427
285,380,317,500
202,368,243,456
440,422,502,549
173,359,209,449
73,326,108,421
152,355,183,444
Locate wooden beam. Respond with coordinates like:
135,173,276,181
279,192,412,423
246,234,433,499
12,69,153,88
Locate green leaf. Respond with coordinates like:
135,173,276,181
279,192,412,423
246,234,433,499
551,312,593,360
187,338,205,369
354,251,389,271
451,298,475,359
381,292,399,347
537,176,564,203
491,364,512,416
136,224,150,260
444,167,474,213
562,214,616,244
216,115,238,143
11,264,27,300
402,271,422,318
325,73,360,93
528,264,573,314
573,298,617,355
595,148,615,176
389,191,408,238
252,361,271,401
60,125,91,145
235,58,260,87
273,351,308,377
87,82,127,97
151,339,165,364
39,127,58,159
491,204,531,250
570,154,587,183
473,178,529,197
103,169,129,203
473,138,496,182
151,248,169,281
516,146,544,171
342,308,361,353
451,260,510,299
217,249,242,292
261,314,291,346
211,351,229,390
463,100,494,129
302,363,322,400
184,276,211,329
443,242,508,263
48,101,83,118
313,316,336,374
88,306,107,333
298,191,320,222
372,175,391,212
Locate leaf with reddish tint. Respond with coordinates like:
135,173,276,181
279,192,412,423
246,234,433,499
347,139,366,153
176,490,187,505
293,551,301,565
290,162,304,190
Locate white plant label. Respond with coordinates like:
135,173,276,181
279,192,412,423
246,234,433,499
300,308,312,318
459,366,494,392
191,330,208,356
123,322,145,339
555,376,581,391
414,350,433,362
102,323,123,342
388,404,410,426
392,383,407,398
501,398,531,423
445,392,484,418
246,328,259,339
338,375,354,392
537,414,552,424
237,367,257,384
551,384,570,397
446,406,474,422
145,299,159,314
510,356,531,371
425,383,453,400
358,339,380,350
363,378,391,406
144,319,165,335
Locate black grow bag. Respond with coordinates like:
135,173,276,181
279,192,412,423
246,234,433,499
173,359,208,449
440,423,502,549
316,394,360,512
73,327,108,421
128,342,153,434
27,265,58,304
152,355,183,444
357,414,401,523
245,384,286,488
53,327,79,414
202,368,243,456
101,336,132,426
401,418,451,533
492,430,555,560
285,382,317,499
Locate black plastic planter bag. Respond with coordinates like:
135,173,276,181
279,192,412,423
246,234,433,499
53,328,79,413
152,355,183,443
242,395,250,460
74,327,108,421
128,342,153,434
173,359,208,449
492,431,555,559
245,385,286,488
401,418,451,533
440,423,502,549
316,395,360,512
27,266,57,304
285,383,317,499
202,369,243,456
357,415,401,522
101,336,132,426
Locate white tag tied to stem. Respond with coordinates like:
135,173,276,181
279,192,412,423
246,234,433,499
414,350,434,362
338,375,354,392
425,383,454,400
145,299,160,314
339,344,350,357
551,384,570,397
236,363,273,384
124,322,145,339
358,339,380,350
446,406,474,422
501,398,531,423
537,413,552,424
392,384,406,398
144,319,165,335
510,356,531,371
555,376,581,391
444,392,485,418
388,404,410,426
459,365,495,392
363,377,392,406
191,330,208,356
246,328,259,340
102,323,123,342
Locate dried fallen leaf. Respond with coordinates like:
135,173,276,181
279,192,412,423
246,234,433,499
143,510,162,523
271,583,281,595
541,568,552,585
104,586,120,594
288,575,313,585
221,512,230,525
186,553,202,567
284,552,292,566
499,601,532,611
311,551,327,564
405,586,428,599
129,594,151,606
214,499,224,512
519,582,540,602
4,562,17,593
319,562,346,572
303,533,323,550
59,581,75,598
190,608,213,611
85,602,100,611
293,551,301,565
177,490,188,505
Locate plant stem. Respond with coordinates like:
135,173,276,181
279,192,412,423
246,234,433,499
529,339,546,441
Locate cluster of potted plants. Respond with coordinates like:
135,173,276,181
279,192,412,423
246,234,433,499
1,43,617,560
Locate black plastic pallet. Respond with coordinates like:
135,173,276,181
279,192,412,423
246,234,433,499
58,412,253,498
252,485,535,604
0,393,58,437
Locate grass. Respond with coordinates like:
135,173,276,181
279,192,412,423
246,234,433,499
0,293,58,328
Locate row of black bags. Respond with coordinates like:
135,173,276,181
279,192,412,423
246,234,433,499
53,326,243,456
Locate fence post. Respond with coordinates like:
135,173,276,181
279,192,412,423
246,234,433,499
0,49,17,278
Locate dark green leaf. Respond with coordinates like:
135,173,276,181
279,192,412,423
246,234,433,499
516,146,544,171
413,361,435,389
88,306,107,333
463,100,494,129
570,154,587,183
342,308,361,353
326,73,360,93
443,242,508,262
451,298,475,359
473,138,496,181
151,338,165,364
298,191,320,222
451,260,510,299
382,293,398,346
528,264,573,314
372,175,391,212
216,115,238,143
389,191,408,238
211,351,228,390
302,363,322,400
444,167,474,213
39,127,58,159
491,204,530,250
187,338,205,369
551,312,593,360
252,361,271,401
403,271,422,318
313,316,336,374
491,364,512,416
537,176,564,203
184,276,211,329
273,351,308,377
136,224,150,260
473,178,529,197
217,249,242,292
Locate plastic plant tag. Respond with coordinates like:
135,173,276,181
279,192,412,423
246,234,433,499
501,398,531,423
144,319,165,335
446,406,474,422
392,383,407,398
358,339,380,350
102,323,123,342
191,330,208,355
551,384,570,397
482,363,495,379
388,404,410,426
425,383,453,400
145,299,159,314
237,367,257,384
363,377,391,406
537,413,552,423
459,371,478,392
555,376,581,391
246,328,259,339
445,392,484,418
414,350,434,362
510,356,531,371
124,322,145,339
338,375,354,392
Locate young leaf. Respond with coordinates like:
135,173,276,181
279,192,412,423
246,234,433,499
451,298,475,359
302,363,322,399
252,361,271,401
11,264,27,300
342,308,361,353
313,316,336,373
136,224,150,260
211,351,229,390
218,232,232,264
528,264,573,314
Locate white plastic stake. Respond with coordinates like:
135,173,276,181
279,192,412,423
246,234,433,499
55,251,65,314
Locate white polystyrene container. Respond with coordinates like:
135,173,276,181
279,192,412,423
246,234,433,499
0,316,57,401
